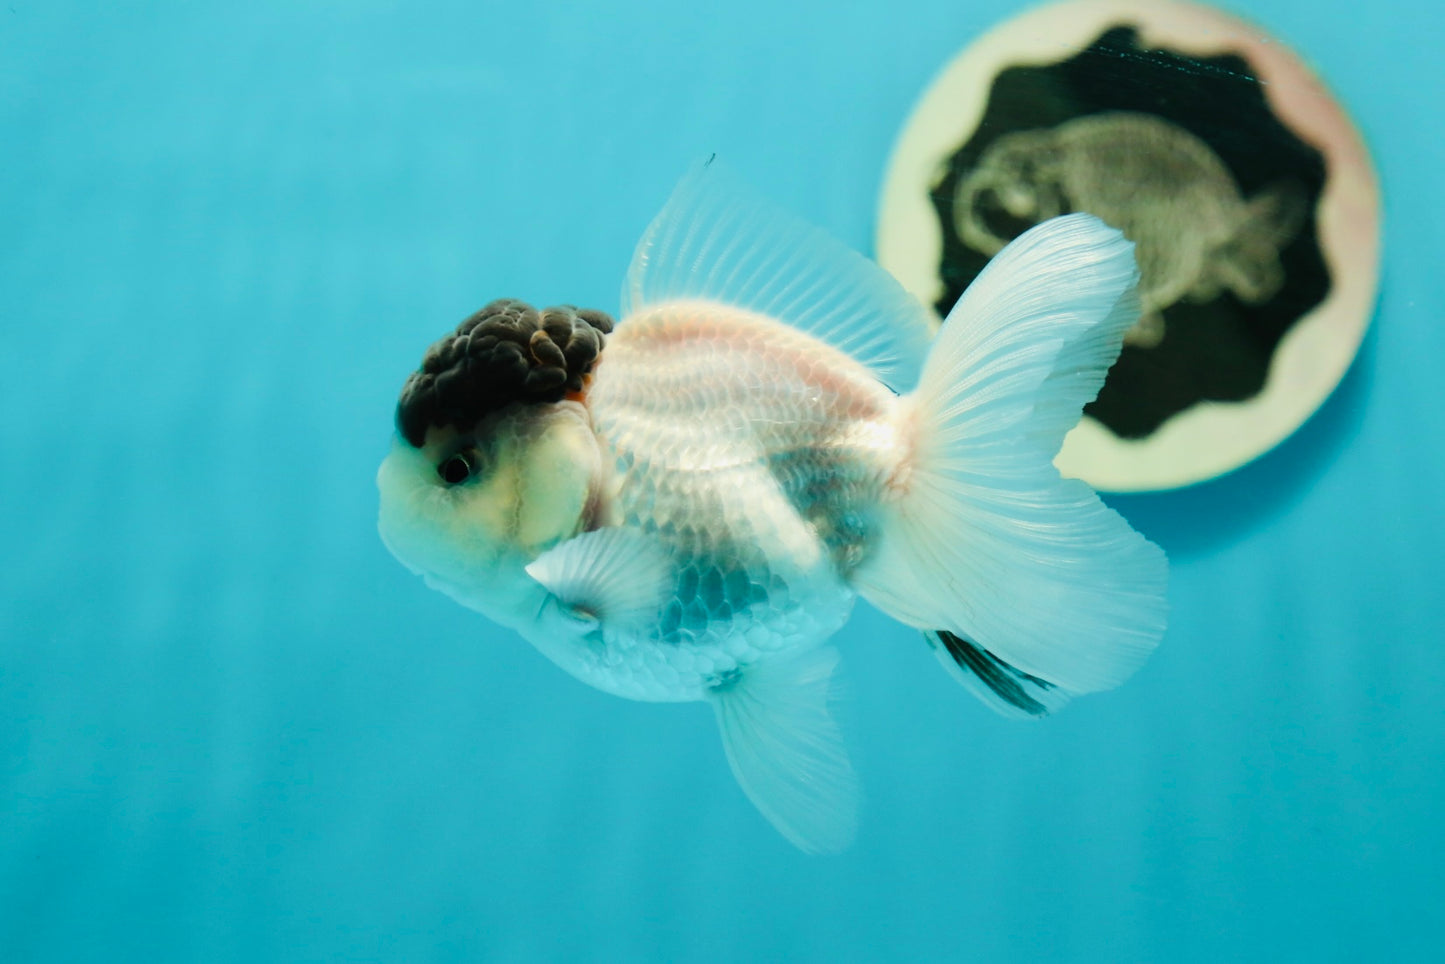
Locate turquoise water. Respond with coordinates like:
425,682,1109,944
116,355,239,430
3,1,1442,960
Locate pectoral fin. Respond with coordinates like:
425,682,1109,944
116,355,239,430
707,646,859,855
525,527,671,632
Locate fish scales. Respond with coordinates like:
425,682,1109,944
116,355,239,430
580,302,902,697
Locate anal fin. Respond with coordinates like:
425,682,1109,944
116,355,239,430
707,646,858,855
926,630,1073,720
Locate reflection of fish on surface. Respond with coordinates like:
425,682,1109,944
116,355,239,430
952,111,1307,347
377,162,1168,853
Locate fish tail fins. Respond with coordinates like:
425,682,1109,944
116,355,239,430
854,214,1168,708
1212,180,1309,302
924,629,1075,719
707,646,859,854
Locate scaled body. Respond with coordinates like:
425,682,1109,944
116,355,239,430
551,302,899,701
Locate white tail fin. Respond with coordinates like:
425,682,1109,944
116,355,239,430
924,629,1076,719
855,214,1168,701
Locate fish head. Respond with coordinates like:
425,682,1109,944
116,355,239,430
375,299,613,624
377,400,602,621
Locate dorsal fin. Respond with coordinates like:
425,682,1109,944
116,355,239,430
622,159,934,392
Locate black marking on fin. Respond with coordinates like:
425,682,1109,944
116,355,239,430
932,630,1056,717
707,667,743,694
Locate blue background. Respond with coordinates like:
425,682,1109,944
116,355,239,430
3,1,1441,960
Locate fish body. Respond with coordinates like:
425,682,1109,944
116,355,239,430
532,301,898,702
377,163,1169,852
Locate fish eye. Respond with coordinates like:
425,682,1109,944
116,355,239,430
437,447,484,486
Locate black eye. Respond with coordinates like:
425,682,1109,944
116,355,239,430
438,448,482,485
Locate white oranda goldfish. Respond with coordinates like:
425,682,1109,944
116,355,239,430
377,162,1168,853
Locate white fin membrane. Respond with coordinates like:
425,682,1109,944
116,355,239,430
623,159,934,392
708,646,859,855
855,214,1168,698
950,212,1144,455
525,527,672,632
